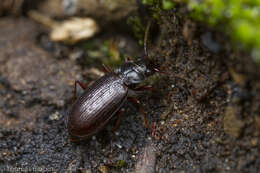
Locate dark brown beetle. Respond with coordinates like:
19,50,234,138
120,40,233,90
67,22,162,140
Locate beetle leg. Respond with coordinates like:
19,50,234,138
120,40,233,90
129,97,149,128
102,64,112,73
133,85,155,92
151,122,155,137
73,80,87,103
69,136,78,143
124,56,132,62
153,68,169,75
113,108,125,132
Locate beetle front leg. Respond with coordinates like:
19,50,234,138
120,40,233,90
73,80,88,103
133,85,154,92
102,64,112,73
129,97,149,128
124,56,132,62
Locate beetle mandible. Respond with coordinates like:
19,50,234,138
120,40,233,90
67,22,163,140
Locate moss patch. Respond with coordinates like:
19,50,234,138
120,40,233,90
188,0,260,63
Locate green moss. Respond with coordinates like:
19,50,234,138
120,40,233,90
127,0,175,44
187,0,260,62
142,0,175,10
142,0,155,5
102,40,124,67
82,39,123,68
127,16,146,45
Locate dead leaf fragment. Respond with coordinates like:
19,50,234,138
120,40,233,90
28,10,99,44
51,17,99,43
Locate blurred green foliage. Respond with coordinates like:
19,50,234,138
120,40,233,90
128,0,175,45
188,0,260,63
83,40,123,68
162,0,175,10
142,0,175,10
141,0,260,62
127,16,146,45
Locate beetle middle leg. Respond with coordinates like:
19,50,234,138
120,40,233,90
129,97,149,128
113,108,125,132
73,80,88,103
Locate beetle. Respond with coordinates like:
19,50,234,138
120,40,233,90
67,22,163,141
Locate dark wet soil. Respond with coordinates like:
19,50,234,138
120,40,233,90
0,10,260,173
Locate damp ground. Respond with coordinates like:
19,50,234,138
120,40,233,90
0,10,259,173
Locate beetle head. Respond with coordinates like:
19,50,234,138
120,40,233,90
115,58,158,86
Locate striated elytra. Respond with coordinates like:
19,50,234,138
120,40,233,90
67,73,127,139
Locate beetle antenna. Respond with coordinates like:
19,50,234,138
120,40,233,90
144,20,152,58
